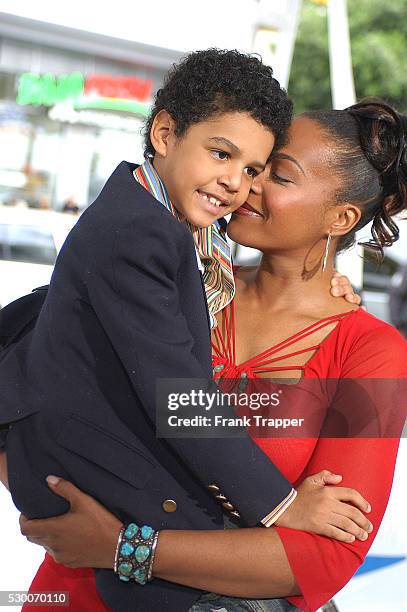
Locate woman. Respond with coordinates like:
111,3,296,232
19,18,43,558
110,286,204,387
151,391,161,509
17,99,407,612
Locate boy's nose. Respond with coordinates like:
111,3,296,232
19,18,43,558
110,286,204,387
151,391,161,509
250,173,264,196
218,172,242,193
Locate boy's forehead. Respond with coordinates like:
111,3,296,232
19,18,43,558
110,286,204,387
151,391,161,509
193,111,257,133
187,112,274,151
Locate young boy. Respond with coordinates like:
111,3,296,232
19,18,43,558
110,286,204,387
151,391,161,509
0,50,364,611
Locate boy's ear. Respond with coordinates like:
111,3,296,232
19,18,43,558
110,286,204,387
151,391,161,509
150,110,175,158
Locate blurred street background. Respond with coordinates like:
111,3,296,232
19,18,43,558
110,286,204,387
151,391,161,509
0,1,406,610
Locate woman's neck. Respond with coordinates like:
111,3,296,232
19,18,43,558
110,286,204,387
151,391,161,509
239,250,343,318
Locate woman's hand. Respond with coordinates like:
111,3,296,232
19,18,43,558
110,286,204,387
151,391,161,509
274,470,373,542
330,270,361,305
19,476,122,568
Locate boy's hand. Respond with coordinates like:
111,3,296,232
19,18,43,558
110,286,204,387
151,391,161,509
274,470,372,543
330,270,361,305
20,476,122,569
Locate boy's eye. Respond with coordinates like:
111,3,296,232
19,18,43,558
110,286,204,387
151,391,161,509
211,150,229,160
270,171,292,184
245,167,258,178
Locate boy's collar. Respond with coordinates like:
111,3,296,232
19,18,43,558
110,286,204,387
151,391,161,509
134,158,182,221
133,158,235,328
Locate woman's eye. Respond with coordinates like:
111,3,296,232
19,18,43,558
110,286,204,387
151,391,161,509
271,171,292,184
212,150,229,160
244,167,258,178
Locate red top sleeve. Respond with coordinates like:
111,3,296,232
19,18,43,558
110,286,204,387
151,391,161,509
275,315,407,612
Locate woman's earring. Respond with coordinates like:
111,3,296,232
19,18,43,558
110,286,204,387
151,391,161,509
322,232,332,272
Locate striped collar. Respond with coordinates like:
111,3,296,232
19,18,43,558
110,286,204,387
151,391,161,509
133,159,235,329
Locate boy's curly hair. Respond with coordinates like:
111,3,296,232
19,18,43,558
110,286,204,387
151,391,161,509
144,48,293,158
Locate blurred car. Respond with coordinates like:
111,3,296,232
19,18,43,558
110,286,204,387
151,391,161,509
361,250,399,323
0,205,78,308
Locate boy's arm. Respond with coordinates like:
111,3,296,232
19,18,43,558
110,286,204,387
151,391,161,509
87,213,294,527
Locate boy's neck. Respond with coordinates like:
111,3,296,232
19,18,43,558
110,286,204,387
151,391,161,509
150,157,186,222
150,157,166,194
150,156,163,178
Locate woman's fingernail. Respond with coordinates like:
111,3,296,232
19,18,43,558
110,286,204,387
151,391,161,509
349,535,355,542
368,523,373,533
361,532,368,541
366,504,371,513
46,475,60,486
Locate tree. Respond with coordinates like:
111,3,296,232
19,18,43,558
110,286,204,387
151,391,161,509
288,0,407,113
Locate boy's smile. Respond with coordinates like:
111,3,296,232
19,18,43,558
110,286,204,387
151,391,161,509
195,189,230,215
151,111,275,228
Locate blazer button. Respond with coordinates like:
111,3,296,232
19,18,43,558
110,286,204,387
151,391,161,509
208,484,220,493
229,510,241,520
222,502,234,511
215,494,227,502
162,499,177,513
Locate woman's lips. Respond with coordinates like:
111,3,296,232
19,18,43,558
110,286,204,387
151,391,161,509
233,202,263,218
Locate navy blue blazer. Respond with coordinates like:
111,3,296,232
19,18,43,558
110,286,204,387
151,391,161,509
0,162,292,611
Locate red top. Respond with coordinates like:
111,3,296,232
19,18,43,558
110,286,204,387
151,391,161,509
213,301,407,611
26,306,407,612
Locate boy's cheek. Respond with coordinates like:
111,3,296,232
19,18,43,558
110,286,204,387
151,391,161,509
229,196,247,213
236,183,254,209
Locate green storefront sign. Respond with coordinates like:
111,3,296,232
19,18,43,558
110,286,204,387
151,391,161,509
16,72,151,117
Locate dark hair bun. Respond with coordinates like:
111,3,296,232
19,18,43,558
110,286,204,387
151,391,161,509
346,99,407,253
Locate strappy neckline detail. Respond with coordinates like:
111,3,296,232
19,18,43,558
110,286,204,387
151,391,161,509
212,299,358,375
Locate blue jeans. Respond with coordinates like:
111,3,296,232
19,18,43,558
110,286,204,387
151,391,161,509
189,592,299,612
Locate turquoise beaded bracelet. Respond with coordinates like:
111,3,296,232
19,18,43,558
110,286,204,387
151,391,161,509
114,522,159,585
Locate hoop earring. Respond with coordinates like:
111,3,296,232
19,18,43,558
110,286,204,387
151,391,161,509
322,232,332,272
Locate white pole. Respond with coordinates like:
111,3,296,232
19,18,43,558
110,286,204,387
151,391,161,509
252,0,303,84
327,0,363,289
327,0,356,109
